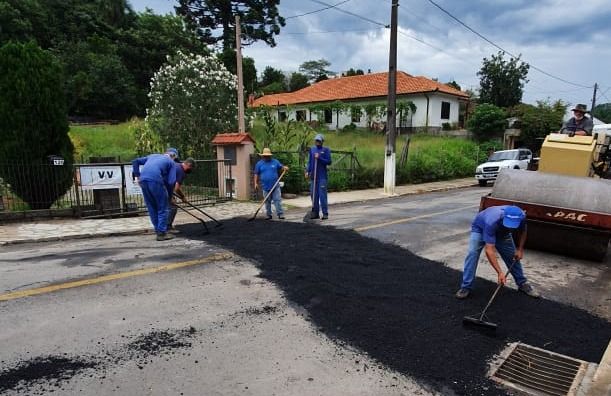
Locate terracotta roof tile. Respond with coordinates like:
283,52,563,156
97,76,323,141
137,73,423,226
211,133,255,145
252,71,468,107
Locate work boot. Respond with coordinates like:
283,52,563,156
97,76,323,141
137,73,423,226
278,215,285,220
321,214,328,220
455,288,470,299
156,232,175,241
310,212,319,219
519,282,540,298
265,215,273,220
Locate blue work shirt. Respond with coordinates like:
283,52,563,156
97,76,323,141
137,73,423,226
175,163,186,185
472,205,526,244
306,146,332,180
254,158,284,191
132,154,177,194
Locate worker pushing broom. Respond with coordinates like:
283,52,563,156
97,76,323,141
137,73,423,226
458,205,540,330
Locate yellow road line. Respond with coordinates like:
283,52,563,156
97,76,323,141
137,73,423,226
0,252,232,302
354,204,479,232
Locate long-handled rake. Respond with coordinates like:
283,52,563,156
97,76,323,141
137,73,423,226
247,168,287,222
463,259,518,332
173,194,223,228
303,155,318,222
173,201,209,234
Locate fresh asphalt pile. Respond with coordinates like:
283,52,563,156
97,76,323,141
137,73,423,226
182,219,611,396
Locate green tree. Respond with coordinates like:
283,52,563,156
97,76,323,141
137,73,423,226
288,72,309,92
299,59,335,83
478,51,529,108
344,68,364,76
175,0,285,49
512,100,566,149
592,103,611,123
218,48,257,93
467,103,507,142
445,80,461,91
147,51,237,157
0,41,74,209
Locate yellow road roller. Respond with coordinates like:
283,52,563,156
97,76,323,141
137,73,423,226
481,133,611,261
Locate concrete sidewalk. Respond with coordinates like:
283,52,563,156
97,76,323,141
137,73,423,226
0,178,476,245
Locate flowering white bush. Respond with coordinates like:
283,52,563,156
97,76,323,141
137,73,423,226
146,51,237,157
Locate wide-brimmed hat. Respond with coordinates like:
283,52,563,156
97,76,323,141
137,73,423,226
260,148,273,156
502,205,525,229
571,104,588,113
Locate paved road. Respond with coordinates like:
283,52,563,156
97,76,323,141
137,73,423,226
1,187,609,395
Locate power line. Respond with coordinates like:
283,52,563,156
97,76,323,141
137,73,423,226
285,28,382,35
308,0,389,27
424,0,593,89
286,0,352,19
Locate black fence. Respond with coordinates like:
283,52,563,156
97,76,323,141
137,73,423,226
0,159,232,220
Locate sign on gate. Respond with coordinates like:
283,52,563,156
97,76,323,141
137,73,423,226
79,166,122,190
124,165,142,195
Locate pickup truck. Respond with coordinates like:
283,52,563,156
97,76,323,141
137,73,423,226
475,148,532,186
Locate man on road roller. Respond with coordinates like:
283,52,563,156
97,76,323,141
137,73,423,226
559,104,593,136
455,205,540,299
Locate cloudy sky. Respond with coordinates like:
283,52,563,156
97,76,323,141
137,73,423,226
131,0,611,108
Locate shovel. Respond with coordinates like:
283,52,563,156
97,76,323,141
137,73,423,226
463,259,518,332
247,168,287,222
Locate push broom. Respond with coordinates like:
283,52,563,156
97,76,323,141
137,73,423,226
463,259,518,331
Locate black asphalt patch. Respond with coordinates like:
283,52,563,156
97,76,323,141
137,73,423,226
0,356,97,393
179,219,611,396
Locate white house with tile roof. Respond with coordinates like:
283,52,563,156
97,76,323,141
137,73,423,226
250,71,470,132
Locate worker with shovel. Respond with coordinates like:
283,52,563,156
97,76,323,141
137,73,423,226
253,148,289,220
306,134,332,220
455,205,540,299
132,148,178,241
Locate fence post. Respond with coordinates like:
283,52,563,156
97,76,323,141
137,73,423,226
120,164,127,214
228,160,233,199
73,165,82,217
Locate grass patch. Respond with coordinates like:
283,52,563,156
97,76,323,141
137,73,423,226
69,122,137,163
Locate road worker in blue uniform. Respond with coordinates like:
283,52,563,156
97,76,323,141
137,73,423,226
253,148,289,220
455,205,540,299
132,148,178,241
305,134,332,220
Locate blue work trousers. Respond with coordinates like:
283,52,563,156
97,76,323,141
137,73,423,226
263,187,283,217
310,178,328,216
460,231,528,290
140,180,169,233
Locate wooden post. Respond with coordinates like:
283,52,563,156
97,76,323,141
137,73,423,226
384,0,399,195
235,15,245,133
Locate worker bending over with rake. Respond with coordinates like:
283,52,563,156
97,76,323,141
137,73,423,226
455,205,540,299
306,134,332,220
132,148,178,241
253,148,289,220
167,157,196,231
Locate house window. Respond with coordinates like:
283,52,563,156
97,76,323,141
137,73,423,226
351,108,361,123
296,110,306,121
440,101,451,120
324,109,333,124
278,111,287,122
223,145,237,166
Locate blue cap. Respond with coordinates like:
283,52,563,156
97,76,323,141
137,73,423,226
503,205,525,229
166,148,179,159
314,134,324,142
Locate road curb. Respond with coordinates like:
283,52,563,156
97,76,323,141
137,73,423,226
0,229,151,247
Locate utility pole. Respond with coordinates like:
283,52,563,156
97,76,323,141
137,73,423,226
384,0,399,195
235,15,245,133
591,82,598,112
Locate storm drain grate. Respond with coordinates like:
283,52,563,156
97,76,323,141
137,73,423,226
491,343,587,396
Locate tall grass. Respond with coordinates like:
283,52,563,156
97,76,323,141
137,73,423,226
69,122,137,162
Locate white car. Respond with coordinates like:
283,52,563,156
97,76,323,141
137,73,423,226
475,149,532,186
